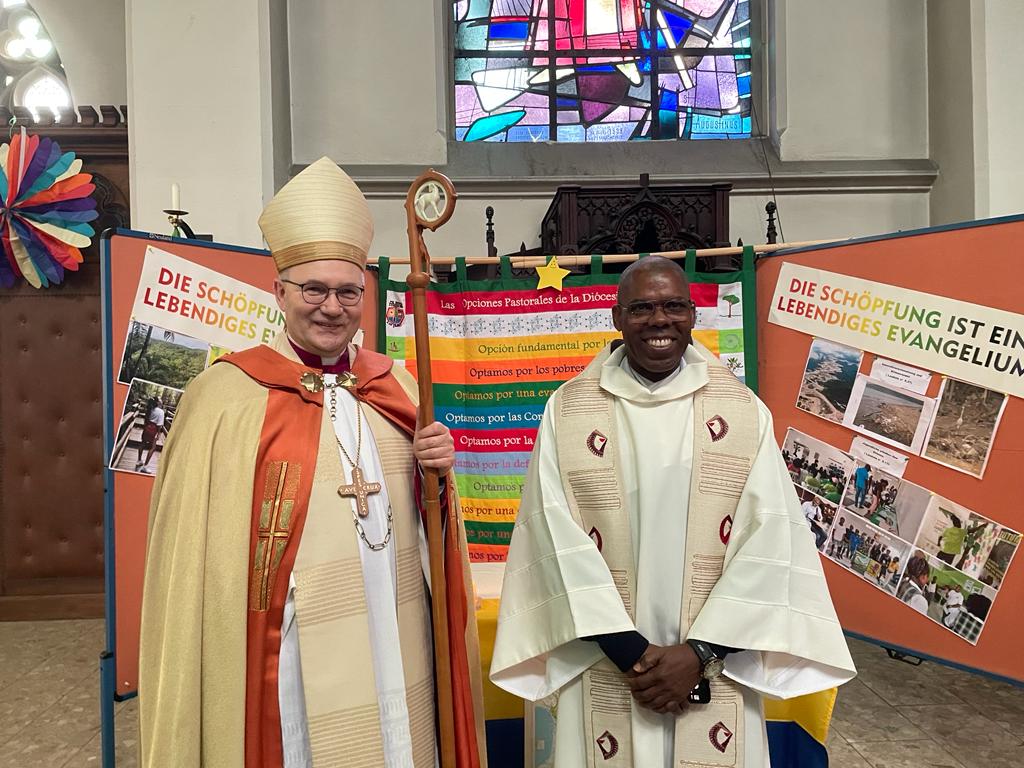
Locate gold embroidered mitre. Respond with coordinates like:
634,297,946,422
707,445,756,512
258,156,374,272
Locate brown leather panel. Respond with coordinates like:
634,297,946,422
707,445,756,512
0,125,128,612
0,261,105,587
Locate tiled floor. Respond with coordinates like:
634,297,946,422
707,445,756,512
831,638,1023,768
0,620,136,768
0,620,1021,767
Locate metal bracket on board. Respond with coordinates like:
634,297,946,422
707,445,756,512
885,647,924,667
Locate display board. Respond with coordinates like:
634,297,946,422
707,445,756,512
100,217,1021,768
756,215,1024,683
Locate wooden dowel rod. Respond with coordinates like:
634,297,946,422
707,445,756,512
367,239,840,267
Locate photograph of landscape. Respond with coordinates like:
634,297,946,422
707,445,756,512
795,338,864,424
923,378,1008,478
118,319,211,391
844,375,936,453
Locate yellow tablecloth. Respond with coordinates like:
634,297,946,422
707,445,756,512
476,598,524,721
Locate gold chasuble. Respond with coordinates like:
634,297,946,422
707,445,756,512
139,333,485,768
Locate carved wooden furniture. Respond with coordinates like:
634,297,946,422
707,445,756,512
537,175,731,256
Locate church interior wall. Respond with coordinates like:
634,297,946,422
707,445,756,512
770,0,929,162
980,0,1024,219
61,0,1013,253
32,0,128,108
288,0,449,167
926,0,982,226
290,0,935,257
125,0,275,247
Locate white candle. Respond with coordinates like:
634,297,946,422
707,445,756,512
171,183,180,211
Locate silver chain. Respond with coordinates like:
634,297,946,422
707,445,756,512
353,506,394,552
328,381,393,551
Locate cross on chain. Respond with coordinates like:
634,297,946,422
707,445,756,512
338,465,381,519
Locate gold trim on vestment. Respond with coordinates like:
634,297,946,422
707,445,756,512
251,461,302,611
273,240,367,272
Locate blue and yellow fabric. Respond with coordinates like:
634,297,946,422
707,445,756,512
764,688,838,768
477,599,525,768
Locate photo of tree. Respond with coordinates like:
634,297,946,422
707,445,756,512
118,320,210,391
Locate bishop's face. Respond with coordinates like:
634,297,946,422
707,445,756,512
274,259,364,358
612,268,694,381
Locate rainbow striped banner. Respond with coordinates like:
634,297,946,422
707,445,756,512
376,252,758,563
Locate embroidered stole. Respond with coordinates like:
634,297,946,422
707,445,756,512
289,404,436,767
222,344,436,768
242,384,321,767
553,348,758,768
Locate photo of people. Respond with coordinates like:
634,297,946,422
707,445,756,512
922,378,1008,478
843,461,897,521
840,462,930,542
108,378,183,476
895,550,996,644
843,375,936,453
782,428,855,505
915,497,1004,578
118,319,211,391
825,515,912,596
979,529,1021,590
953,512,1005,578
797,487,838,552
795,338,863,425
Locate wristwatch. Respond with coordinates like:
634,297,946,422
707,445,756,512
687,639,725,680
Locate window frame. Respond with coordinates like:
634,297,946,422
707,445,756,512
446,0,767,149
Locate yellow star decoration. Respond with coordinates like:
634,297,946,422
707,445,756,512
535,255,571,291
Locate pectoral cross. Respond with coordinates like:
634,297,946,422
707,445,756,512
338,466,381,518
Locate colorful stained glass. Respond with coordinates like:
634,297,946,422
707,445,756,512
453,0,752,142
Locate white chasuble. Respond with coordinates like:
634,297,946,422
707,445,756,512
491,345,856,768
279,374,418,768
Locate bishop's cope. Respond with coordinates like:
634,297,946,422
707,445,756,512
490,256,857,768
138,157,486,768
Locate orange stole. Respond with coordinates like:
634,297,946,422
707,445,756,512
218,351,323,768
219,344,480,768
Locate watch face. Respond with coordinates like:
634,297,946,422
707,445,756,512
703,657,726,680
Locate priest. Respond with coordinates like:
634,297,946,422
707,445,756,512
490,256,855,767
139,158,485,767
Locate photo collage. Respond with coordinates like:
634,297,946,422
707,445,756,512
785,427,1021,644
796,338,1008,478
108,319,224,477
107,247,290,479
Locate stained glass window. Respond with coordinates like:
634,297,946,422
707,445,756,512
453,0,752,142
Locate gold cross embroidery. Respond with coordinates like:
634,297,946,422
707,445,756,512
338,466,382,519
250,460,301,611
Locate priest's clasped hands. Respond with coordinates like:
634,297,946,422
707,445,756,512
627,643,702,714
412,421,455,474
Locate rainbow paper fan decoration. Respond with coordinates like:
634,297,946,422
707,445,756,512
0,127,98,289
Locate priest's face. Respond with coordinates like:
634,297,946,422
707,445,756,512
612,264,694,381
274,259,364,358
